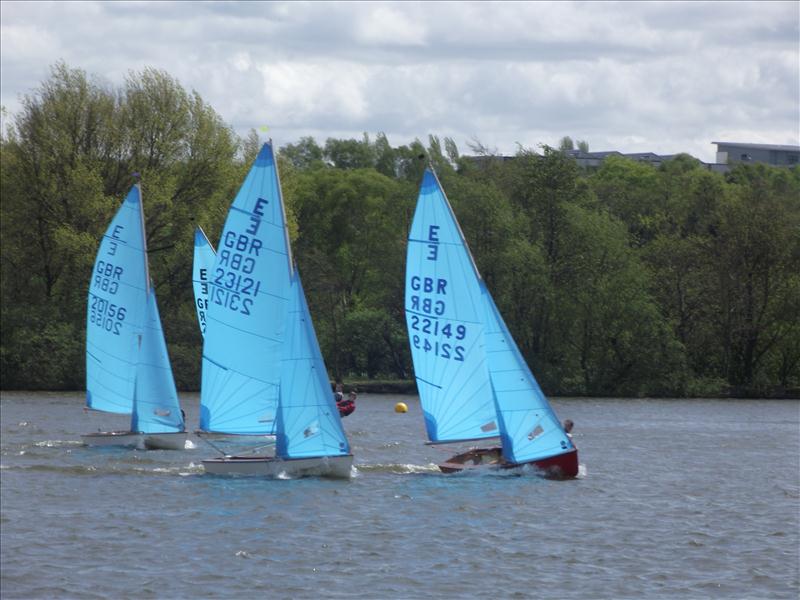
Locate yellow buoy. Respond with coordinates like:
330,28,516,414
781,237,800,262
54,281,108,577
394,402,408,413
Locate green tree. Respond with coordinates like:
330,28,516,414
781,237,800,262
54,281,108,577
324,134,375,169
0,62,238,390
706,165,800,390
280,136,325,170
590,154,663,245
287,168,413,379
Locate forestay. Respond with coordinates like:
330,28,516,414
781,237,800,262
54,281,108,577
192,226,216,338
276,274,351,459
200,143,292,434
86,185,148,414
481,285,573,463
404,170,497,443
131,289,185,434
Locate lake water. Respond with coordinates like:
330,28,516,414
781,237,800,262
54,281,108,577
1,392,798,599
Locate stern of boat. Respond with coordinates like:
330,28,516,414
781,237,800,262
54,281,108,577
143,432,188,450
81,431,142,449
439,447,579,479
528,448,579,479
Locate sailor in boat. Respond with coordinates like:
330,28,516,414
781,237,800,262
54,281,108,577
564,419,575,442
337,390,357,417
448,422,577,470
333,382,344,404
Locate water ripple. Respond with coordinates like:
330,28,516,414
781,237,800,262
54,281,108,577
1,393,798,600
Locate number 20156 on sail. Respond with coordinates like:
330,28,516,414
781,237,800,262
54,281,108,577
89,293,127,335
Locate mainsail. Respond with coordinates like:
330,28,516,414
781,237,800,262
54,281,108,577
404,170,497,443
130,288,185,434
200,143,292,434
192,226,216,338
86,185,148,414
276,273,351,459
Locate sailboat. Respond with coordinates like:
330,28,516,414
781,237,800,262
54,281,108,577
192,226,216,339
404,170,578,478
83,184,187,450
200,142,352,478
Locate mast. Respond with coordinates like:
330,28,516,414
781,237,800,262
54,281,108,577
195,225,215,251
427,168,484,283
134,180,151,295
271,139,295,277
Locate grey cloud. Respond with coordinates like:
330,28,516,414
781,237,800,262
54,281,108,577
1,1,797,162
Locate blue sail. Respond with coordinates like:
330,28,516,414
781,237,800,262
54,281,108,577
481,284,574,463
192,226,216,338
200,143,292,434
404,170,497,443
276,273,351,459
131,288,185,434
86,185,148,414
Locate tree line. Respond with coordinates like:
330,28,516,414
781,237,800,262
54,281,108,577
2,63,798,397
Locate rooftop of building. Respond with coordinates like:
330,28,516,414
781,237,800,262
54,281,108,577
712,141,800,152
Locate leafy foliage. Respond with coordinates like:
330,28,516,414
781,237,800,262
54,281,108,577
2,63,798,397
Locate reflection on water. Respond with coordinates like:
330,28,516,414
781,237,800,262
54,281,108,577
1,391,798,599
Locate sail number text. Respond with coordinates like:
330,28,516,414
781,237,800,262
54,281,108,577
409,316,466,361
408,271,465,361
211,198,269,316
89,293,126,335
93,260,123,295
196,268,208,334
407,225,469,361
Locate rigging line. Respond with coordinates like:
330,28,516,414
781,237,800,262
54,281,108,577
196,432,231,457
147,243,175,254
235,440,277,455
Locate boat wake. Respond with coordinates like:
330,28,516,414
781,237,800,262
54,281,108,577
0,461,205,477
35,439,83,448
354,462,441,474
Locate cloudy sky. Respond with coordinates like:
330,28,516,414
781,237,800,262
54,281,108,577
1,1,798,162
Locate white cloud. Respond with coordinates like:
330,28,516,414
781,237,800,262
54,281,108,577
1,0,797,162
256,60,370,123
354,5,427,47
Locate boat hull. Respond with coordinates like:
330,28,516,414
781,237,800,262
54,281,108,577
194,430,276,455
439,446,579,479
82,431,188,450
143,432,188,450
81,431,141,448
202,454,354,479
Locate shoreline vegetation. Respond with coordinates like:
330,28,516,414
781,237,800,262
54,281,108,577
339,382,800,400
2,383,798,400
2,63,799,399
